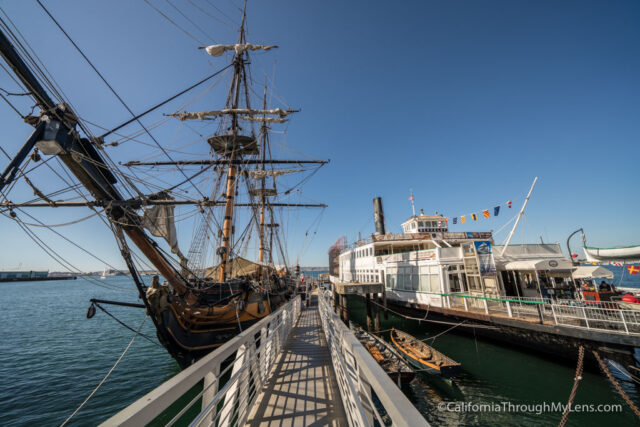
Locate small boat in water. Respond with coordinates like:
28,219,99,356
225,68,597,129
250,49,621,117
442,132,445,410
390,329,461,378
351,326,415,384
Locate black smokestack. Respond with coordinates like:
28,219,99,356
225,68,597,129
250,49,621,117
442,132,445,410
373,197,385,235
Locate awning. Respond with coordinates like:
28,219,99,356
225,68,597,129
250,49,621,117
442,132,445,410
503,258,573,271
572,265,614,279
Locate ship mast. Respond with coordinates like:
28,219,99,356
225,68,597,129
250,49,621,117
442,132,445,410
258,83,268,269
218,6,248,281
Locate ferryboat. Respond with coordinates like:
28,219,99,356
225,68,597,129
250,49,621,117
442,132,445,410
329,197,640,369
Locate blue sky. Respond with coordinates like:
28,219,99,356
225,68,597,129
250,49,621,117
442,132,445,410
0,0,638,271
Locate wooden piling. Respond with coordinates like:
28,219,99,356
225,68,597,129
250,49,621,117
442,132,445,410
383,287,388,320
366,293,373,331
374,293,380,332
341,294,349,323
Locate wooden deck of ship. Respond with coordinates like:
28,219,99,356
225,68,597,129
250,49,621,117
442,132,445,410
245,295,347,427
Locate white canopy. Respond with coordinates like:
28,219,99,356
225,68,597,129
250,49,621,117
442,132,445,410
572,265,614,279
503,258,573,271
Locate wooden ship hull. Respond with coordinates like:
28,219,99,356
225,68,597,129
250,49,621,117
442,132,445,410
154,285,290,367
390,329,461,378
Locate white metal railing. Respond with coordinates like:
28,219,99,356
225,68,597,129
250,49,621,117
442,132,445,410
443,292,640,335
101,296,301,427
318,290,429,427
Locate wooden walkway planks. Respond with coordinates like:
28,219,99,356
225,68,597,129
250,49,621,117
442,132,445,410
245,295,347,427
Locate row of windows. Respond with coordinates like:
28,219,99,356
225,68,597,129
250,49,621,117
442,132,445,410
354,247,373,258
404,220,447,233
386,266,441,293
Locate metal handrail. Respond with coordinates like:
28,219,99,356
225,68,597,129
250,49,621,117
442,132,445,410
317,290,429,427
101,295,301,427
445,293,640,335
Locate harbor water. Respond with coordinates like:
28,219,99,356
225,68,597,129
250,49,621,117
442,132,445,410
0,276,176,426
1,271,638,426
347,294,640,426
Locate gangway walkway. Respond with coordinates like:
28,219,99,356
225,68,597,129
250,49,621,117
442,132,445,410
103,289,428,427
246,295,346,426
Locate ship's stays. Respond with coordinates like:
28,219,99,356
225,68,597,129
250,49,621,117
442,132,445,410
0,4,326,367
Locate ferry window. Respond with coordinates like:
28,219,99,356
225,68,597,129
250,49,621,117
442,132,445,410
419,266,440,293
411,271,419,290
397,272,405,290
412,222,417,229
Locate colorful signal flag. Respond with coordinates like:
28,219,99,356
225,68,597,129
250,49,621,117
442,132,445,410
461,216,465,224
453,217,457,224
482,209,490,218
494,206,500,216
471,213,478,221
507,200,512,208
628,265,639,275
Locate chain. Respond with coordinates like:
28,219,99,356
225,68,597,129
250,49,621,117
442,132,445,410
593,350,640,419
558,345,584,427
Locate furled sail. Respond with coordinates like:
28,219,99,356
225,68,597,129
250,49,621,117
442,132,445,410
240,116,287,123
170,108,295,121
247,169,301,179
142,195,188,266
204,44,278,57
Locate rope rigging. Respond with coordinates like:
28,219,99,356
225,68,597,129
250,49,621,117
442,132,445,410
0,1,326,297
90,302,161,347
36,0,210,204
60,316,149,426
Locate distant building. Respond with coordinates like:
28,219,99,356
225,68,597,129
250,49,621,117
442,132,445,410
0,270,48,281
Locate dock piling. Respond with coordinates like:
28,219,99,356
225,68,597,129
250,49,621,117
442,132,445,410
366,293,373,331
374,294,380,332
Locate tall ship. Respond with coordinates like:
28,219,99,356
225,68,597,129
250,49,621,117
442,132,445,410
330,197,640,368
0,5,326,367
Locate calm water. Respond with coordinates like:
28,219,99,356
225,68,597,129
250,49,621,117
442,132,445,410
348,296,640,426
605,264,640,289
0,276,178,426
2,269,638,426
0,270,327,426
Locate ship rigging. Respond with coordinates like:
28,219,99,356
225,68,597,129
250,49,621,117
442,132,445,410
0,2,327,366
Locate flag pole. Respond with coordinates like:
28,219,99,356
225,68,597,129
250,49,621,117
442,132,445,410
409,189,416,217
500,177,538,256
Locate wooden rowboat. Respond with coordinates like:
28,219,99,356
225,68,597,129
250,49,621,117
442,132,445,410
351,326,415,384
390,328,461,378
